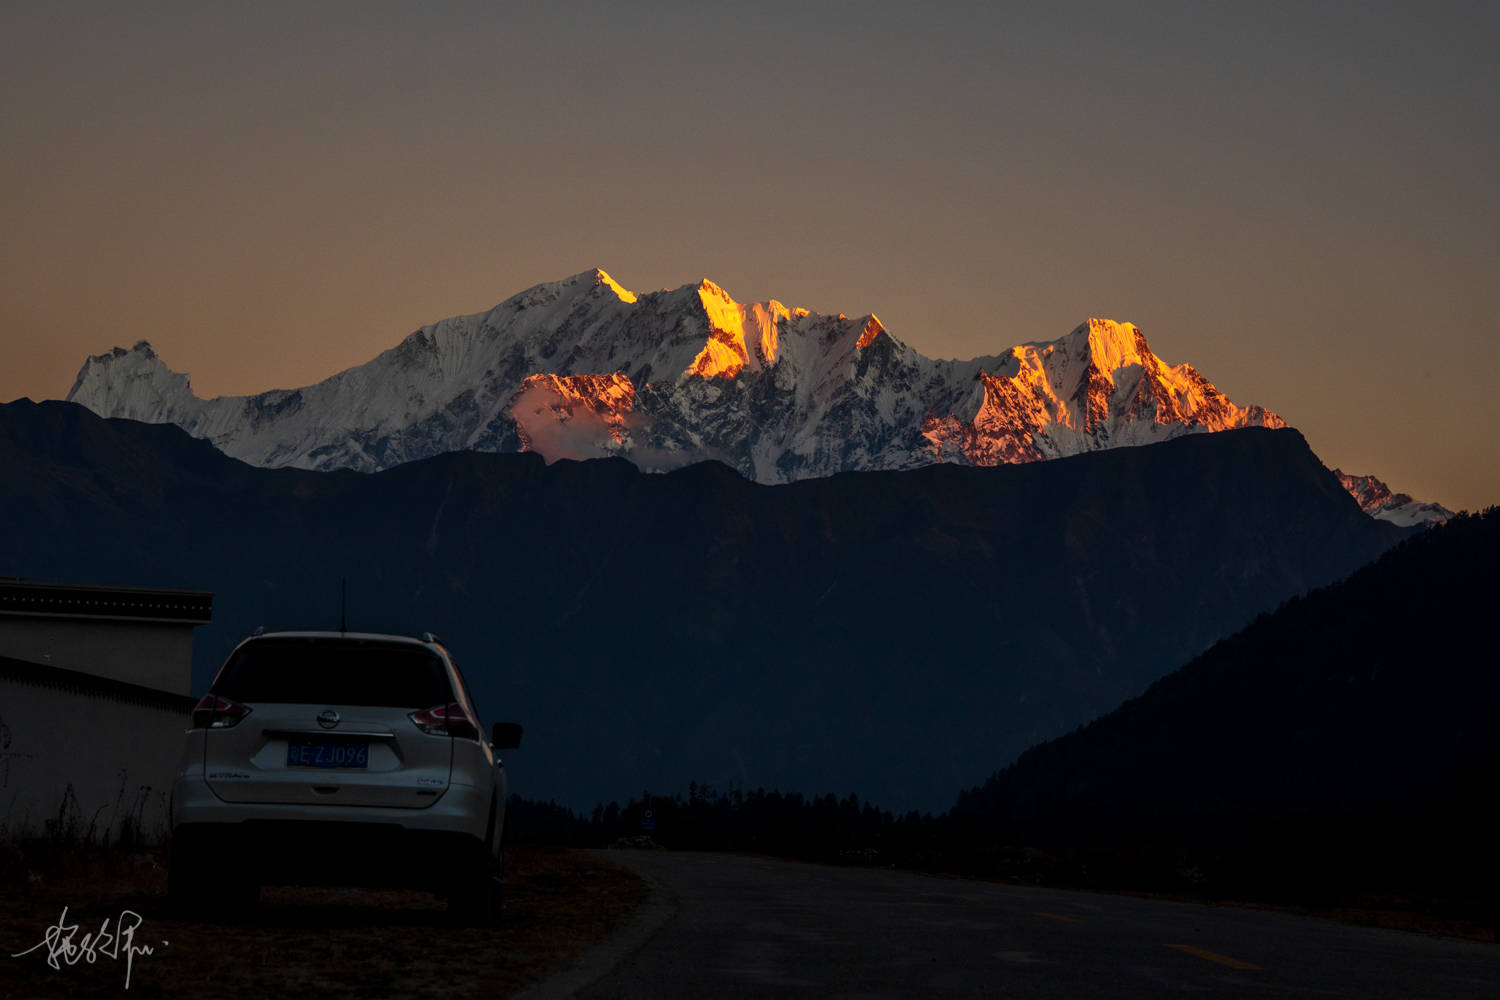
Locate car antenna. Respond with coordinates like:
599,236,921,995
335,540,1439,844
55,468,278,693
339,577,347,634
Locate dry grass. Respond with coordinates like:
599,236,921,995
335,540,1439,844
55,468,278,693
0,843,647,998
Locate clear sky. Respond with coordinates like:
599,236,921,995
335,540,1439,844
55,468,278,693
3,2,1496,509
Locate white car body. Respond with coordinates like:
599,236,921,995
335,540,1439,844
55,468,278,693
170,630,518,917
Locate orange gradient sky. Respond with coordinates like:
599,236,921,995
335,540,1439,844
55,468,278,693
3,2,1497,509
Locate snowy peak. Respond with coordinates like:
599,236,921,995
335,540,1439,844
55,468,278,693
1338,469,1408,511
1025,317,1277,435
67,340,198,425
1333,470,1453,527
1071,317,1150,371
686,281,791,379
593,268,638,303
674,281,889,385
923,318,1285,465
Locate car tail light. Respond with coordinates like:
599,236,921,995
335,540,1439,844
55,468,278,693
409,702,479,741
192,694,252,729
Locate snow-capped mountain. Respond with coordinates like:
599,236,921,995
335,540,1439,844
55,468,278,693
66,269,1287,484
1333,470,1453,527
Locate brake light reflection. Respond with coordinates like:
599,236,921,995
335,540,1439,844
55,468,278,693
191,694,252,729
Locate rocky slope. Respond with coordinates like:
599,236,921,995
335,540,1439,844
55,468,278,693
67,269,1284,482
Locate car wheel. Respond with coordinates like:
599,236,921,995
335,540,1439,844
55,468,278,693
166,838,202,916
168,833,259,919
447,841,501,925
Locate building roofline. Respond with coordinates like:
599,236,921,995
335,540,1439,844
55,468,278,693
0,579,213,625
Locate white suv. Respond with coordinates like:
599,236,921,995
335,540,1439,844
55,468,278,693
170,630,521,920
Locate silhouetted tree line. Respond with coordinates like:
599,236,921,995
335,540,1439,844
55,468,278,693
509,510,1499,916
507,784,947,867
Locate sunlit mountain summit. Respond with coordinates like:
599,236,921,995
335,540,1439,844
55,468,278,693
66,268,1296,486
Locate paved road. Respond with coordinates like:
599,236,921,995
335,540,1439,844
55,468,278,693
525,851,1499,998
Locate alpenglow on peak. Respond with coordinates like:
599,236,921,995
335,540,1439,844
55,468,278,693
67,270,1285,484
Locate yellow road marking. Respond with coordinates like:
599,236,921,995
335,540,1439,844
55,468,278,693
1035,912,1081,923
1166,944,1261,970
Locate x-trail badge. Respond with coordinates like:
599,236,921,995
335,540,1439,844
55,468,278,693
317,708,341,730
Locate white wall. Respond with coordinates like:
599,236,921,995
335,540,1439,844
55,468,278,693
0,672,192,842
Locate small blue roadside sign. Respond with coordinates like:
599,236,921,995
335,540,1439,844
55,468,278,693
641,808,656,832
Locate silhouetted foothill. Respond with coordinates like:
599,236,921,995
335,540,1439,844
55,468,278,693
1,399,1408,812
952,508,1500,895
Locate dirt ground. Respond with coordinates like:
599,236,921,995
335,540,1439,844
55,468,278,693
0,843,647,998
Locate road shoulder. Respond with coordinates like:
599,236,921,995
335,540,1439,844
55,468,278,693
513,849,678,1000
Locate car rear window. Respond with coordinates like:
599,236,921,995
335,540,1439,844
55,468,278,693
214,637,453,708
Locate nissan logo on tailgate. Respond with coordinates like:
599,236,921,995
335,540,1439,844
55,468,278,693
316,708,341,730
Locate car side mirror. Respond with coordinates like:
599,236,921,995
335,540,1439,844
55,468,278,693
491,722,523,749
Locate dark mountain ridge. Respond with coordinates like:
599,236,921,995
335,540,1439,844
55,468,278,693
2,399,1408,811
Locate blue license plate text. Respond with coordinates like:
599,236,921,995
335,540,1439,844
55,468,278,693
286,741,368,768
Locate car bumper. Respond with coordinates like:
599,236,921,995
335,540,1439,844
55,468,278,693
172,817,488,888
173,771,490,835
172,774,493,887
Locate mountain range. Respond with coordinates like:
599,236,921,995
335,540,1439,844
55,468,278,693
1,400,1409,811
67,269,1291,482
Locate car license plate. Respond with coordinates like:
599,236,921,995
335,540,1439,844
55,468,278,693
286,741,368,768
